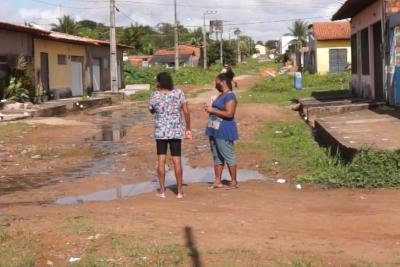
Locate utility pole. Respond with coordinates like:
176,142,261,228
109,0,118,92
220,31,223,65
202,10,217,69
234,28,241,64
174,0,179,71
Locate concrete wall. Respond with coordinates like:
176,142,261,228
34,38,88,97
315,40,351,74
0,29,33,57
350,1,382,99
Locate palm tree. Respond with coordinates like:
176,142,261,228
287,20,308,50
51,16,77,35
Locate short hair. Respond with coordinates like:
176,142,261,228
217,73,233,91
156,72,174,90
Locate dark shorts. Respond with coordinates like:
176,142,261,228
156,139,182,157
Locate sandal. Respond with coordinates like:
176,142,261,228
208,183,224,190
226,184,239,190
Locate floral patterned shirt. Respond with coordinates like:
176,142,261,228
149,89,187,140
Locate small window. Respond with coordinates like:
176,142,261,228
58,55,67,65
361,28,370,75
351,34,358,74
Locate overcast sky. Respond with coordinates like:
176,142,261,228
1,0,344,41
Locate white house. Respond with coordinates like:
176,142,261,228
280,35,296,54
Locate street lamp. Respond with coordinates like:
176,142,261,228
234,28,242,64
203,10,217,69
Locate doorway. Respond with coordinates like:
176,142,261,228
92,58,101,92
40,52,50,96
71,56,84,96
373,21,384,100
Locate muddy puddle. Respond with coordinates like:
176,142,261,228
55,157,266,205
0,105,151,194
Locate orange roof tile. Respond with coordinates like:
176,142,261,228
153,45,200,57
309,22,351,41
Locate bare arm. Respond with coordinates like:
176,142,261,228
182,102,191,131
206,100,236,119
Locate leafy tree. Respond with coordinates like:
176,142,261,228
265,40,279,50
208,40,237,66
51,15,78,35
287,20,308,49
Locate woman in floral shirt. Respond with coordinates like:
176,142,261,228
149,72,191,199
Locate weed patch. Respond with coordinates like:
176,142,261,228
243,72,351,105
252,121,400,188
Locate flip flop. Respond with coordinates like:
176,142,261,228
208,184,224,190
177,193,185,199
225,184,239,190
156,192,166,198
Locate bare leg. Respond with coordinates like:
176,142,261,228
227,165,238,189
172,156,184,197
157,155,166,197
214,164,224,185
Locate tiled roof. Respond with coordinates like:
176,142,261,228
46,31,133,49
309,22,351,41
0,20,132,49
332,0,376,20
0,21,49,34
153,45,201,57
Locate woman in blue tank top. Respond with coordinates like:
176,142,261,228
204,73,239,190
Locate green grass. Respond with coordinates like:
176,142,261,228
0,227,35,267
124,59,276,87
129,90,152,101
243,72,351,105
240,121,329,174
249,121,400,188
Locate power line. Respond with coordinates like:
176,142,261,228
60,0,339,10
29,0,108,10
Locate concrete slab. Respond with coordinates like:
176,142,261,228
315,109,400,154
298,95,386,127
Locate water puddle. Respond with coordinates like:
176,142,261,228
54,158,266,205
0,105,151,194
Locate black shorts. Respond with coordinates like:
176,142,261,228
156,139,182,156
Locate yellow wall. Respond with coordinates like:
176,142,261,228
255,44,267,55
316,40,351,74
34,38,87,90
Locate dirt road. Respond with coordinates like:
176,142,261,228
0,75,399,266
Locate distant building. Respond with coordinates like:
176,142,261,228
307,21,351,74
332,0,400,106
150,45,201,68
279,35,296,54
127,55,152,68
255,44,267,55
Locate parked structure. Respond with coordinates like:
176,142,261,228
332,0,400,106
307,22,351,74
150,45,201,68
0,20,129,100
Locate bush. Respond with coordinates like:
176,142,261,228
6,77,30,103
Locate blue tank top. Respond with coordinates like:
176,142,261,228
205,91,239,141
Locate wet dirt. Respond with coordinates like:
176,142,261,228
0,75,399,266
